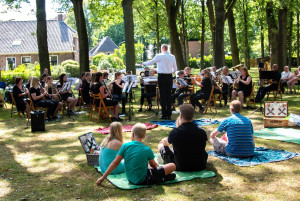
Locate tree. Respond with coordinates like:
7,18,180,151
70,0,89,74
297,12,300,66
242,0,250,68
277,1,287,72
200,0,205,69
165,0,185,70
122,0,136,74
227,9,239,66
36,0,50,75
266,1,278,67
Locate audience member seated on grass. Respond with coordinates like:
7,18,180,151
158,104,208,171
13,77,30,116
280,66,291,93
255,64,281,102
287,67,300,94
29,76,60,121
81,72,91,105
209,100,255,158
190,69,212,113
91,72,122,122
232,67,252,106
96,123,176,186
99,122,125,174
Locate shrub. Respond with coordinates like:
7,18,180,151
90,64,97,71
61,60,80,77
1,63,40,84
225,55,233,67
51,65,66,79
189,57,199,68
93,53,107,67
98,60,112,70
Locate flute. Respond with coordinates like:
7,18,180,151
102,81,112,99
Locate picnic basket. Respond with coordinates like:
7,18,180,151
78,132,99,166
264,101,289,128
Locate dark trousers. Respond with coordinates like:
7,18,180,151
255,84,277,102
140,92,156,106
190,91,209,109
222,85,232,106
35,99,56,118
280,80,287,92
112,93,126,112
158,74,173,117
171,89,188,106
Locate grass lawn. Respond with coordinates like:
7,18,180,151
0,69,300,200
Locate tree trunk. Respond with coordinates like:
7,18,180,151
297,12,300,66
207,0,215,66
165,0,185,70
287,11,293,67
36,0,50,75
277,4,287,72
260,24,264,59
155,0,160,54
200,0,205,69
122,0,136,74
243,0,250,69
266,1,278,67
71,0,89,74
227,9,239,66
213,0,226,68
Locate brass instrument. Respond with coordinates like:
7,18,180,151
102,80,112,99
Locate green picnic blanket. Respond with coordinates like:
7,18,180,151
254,128,300,144
95,154,215,189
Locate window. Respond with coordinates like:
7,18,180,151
6,57,16,70
49,55,58,65
21,56,31,64
12,39,22,46
106,52,111,55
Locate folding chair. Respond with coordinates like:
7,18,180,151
0,92,7,108
10,92,22,118
27,94,47,122
245,82,256,107
201,86,217,114
91,94,113,123
267,79,282,101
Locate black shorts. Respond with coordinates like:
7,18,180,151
137,166,166,185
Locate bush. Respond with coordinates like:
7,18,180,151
189,57,200,68
1,63,40,84
51,65,66,79
93,53,107,67
89,64,97,71
61,60,80,77
98,60,112,70
225,55,233,67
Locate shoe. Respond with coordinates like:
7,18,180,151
164,173,176,182
289,91,293,94
117,117,123,122
121,110,126,115
138,108,142,112
147,107,152,111
160,116,167,120
166,116,171,120
111,117,117,122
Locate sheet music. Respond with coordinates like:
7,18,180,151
143,76,158,85
229,71,241,79
222,76,233,84
211,72,217,78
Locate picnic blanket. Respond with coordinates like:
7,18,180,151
95,154,215,189
95,123,158,134
254,128,300,144
207,147,299,167
150,119,221,128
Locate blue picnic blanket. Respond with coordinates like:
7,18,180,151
208,147,299,167
151,119,221,128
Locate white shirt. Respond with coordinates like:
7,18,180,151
281,71,291,80
143,51,177,74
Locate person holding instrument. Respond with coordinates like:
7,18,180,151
138,70,157,112
29,76,58,121
221,67,233,107
45,76,63,116
111,72,126,114
13,77,30,116
91,72,122,122
141,44,177,120
57,73,78,116
232,67,252,106
171,70,189,109
190,69,212,113
255,64,281,102
81,72,92,105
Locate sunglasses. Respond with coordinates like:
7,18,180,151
201,74,205,76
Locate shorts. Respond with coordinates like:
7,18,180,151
137,166,175,185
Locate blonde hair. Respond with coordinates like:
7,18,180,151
132,123,146,139
30,76,39,88
100,122,123,148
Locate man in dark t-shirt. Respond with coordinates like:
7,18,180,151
190,69,212,113
158,104,208,171
255,64,281,102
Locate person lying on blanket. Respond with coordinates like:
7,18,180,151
209,100,255,158
158,104,208,171
96,123,176,186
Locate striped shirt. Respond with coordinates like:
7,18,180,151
217,113,254,156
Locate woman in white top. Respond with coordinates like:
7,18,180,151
281,66,291,93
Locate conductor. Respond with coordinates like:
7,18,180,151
142,44,177,119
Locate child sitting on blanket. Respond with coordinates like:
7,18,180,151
99,122,125,174
96,123,176,186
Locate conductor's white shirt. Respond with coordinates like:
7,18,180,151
143,51,177,74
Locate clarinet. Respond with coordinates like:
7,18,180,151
102,81,112,99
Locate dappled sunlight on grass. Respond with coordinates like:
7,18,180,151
0,179,12,198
